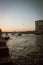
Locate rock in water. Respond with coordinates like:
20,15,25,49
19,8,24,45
0,37,13,65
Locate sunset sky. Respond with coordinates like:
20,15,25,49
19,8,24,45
0,0,43,32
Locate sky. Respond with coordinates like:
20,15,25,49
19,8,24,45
0,0,43,32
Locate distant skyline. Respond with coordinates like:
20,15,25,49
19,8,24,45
0,0,43,32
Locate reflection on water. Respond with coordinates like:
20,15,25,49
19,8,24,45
5,34,43,65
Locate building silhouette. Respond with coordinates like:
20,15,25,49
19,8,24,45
35,20,43,33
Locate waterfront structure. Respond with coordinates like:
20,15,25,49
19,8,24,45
35,20,43,33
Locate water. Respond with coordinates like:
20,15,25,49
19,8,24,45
4,34,43,65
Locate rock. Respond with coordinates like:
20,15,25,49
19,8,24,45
0,39,6,46
0,46,9,56
0,29,2,36
0,32,13,65
4,36,9,41
0,56,13,65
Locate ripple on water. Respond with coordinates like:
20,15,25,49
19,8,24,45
7,34,41,65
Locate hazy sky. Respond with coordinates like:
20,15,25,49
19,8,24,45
0,0,43,32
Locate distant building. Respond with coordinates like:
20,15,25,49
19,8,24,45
35,20,43,32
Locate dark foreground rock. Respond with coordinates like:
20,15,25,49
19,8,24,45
0,56,13,65
0,38,13,65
